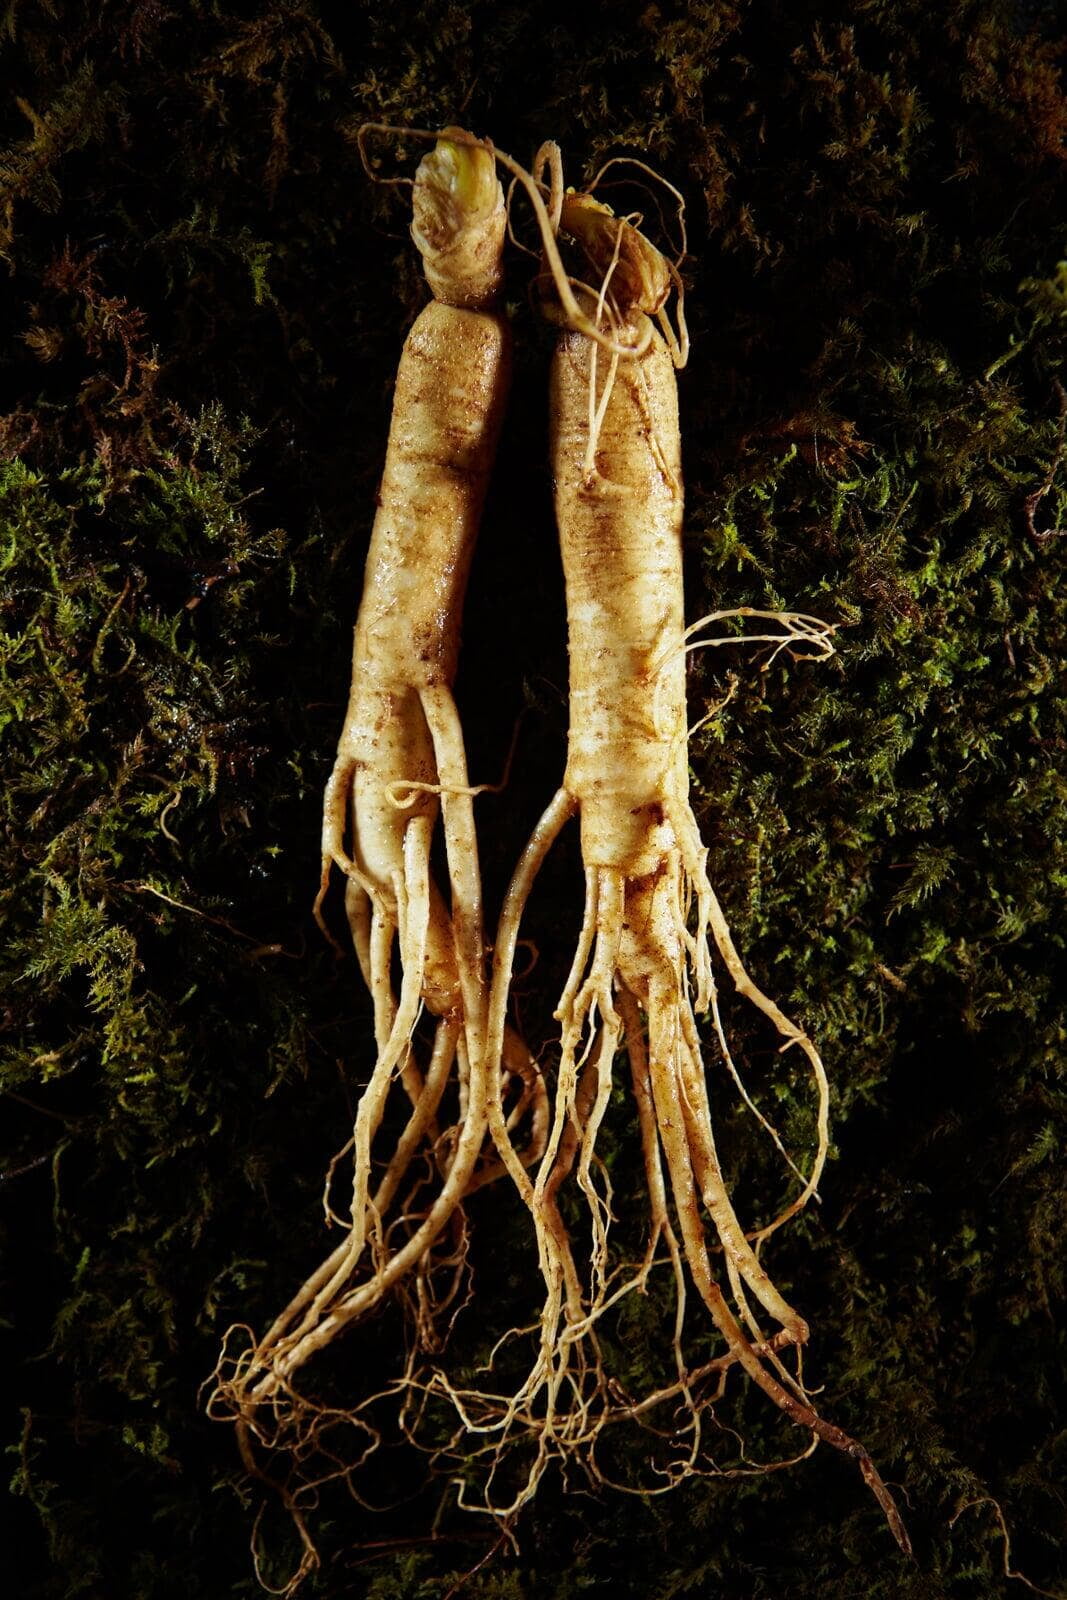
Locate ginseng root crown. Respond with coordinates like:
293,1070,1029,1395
411,127,506,308
559,192,672,319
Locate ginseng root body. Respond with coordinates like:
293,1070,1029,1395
455,196,910,1553
212,131,545,1444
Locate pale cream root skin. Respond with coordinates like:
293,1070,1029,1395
452,314,908,1554
554,325,686,876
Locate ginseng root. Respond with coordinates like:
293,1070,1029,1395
426,188,910,1554
210,130,548,1475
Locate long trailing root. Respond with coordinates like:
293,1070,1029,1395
397,805,907,1554
218,691,548,1407
437,769,892,1534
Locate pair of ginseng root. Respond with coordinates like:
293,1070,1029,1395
210,127,911,1571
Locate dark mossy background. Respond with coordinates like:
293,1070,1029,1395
2,1,1065,1596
